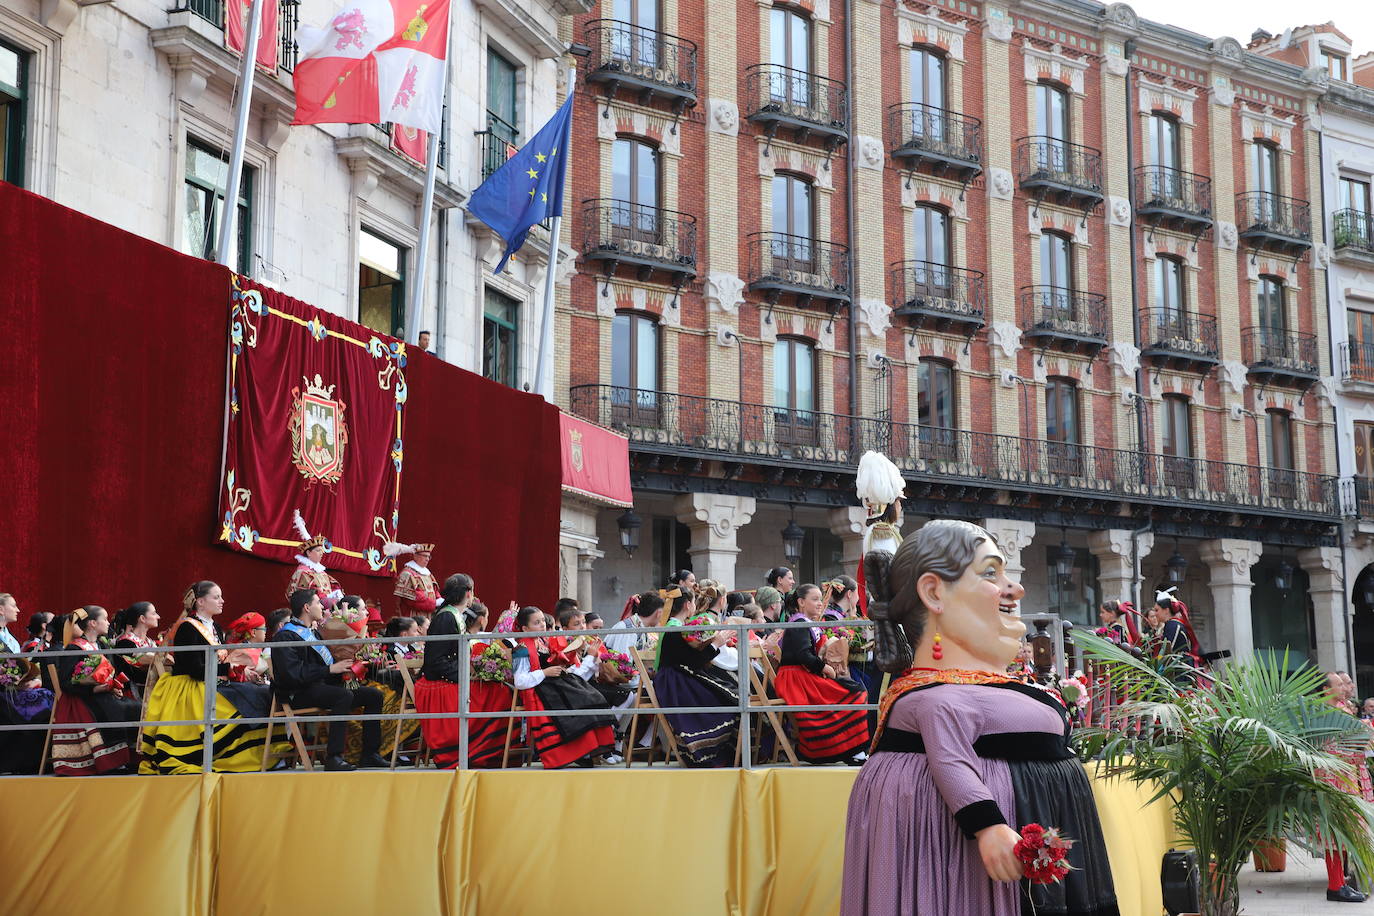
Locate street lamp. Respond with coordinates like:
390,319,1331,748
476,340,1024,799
1273,556,1294,592
781,518,805,566
1166,545,1189,586
1052,532,1076,588
616,508,642,558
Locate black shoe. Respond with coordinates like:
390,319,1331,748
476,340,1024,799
358,753,390,769
324,755,356,771
1327,886,1366,902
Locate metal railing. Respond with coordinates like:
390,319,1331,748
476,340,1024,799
581,199,698,270
1021,285,1109,341
584,19,697,97
1015,136,1104,195
1133,165,1212,219
744,63,849,131
747,232,851,298
568,384,1340,516
1333,208,1374,254
1236,191,1312,242
1342,476,1374,518
886,103,983,166
1340,340,1374,383
172,0,224,26
476,113,519,180
1138,308,1219,361
1241,326,1319,376
0,620,879,774
278,0,300,72
889,260,986,322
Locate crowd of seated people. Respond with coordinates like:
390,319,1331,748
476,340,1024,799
0,564,878,775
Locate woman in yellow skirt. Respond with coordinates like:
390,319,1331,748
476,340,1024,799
139,581,282,773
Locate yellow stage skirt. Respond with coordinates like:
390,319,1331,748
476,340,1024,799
0,766,1175,916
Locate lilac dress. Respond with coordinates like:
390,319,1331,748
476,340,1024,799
842,682,1118,916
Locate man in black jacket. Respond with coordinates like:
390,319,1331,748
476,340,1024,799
272,589,387,771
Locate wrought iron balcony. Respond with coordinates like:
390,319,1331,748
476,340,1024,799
1138,308,1220,373
1236,192,1312,254
1133,166,1212,232
580,199,697,287
747,232,851,306
476,114,518,180
889,260,986,332
1020,286,1108,354
567,384,1339,519
1333,209,1374,264
172,0,223,25
1241,326,1319,386
584,20,697,111
1343,477,1374,519
1339,341,1374,387
1015,136,1104,208
886,103,982,180
169,0,300,71
744,64,849,148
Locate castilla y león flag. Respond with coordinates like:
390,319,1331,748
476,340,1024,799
292,0,450,131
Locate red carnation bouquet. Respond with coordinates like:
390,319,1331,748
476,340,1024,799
1014,823,1074,884
682,613,718,648
596,646,635,684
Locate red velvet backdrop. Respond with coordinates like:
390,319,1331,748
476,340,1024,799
0,182,560,631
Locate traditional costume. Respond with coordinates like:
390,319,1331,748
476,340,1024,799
512,635,615,768
843,668,1118,916
774,614,869,763
415,603,511,768
387,541,440,616
51,614,140,776
224,612,268,683
271,618,384,764
139,612,275,773
0,625,51,773
286,510,342,609
651,623,740,767
112,630,157,690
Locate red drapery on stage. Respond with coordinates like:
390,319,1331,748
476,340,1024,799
0,182,561,626
559,413,631,508
222,278,406,576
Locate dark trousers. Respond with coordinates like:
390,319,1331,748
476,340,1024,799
289,682,383,756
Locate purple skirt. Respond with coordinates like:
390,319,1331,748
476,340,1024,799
841,750,1021,916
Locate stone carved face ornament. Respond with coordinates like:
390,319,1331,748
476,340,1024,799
712,100,738,132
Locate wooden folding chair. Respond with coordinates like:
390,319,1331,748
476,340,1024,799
38,663,62,775
624,646,682,767
501,684,534,769
390,658,428,769
743,647,800,766
135,655,166,751
260,656,329,771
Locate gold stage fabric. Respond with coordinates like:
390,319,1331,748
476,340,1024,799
0,767,1174,916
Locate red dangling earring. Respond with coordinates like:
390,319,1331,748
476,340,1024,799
931,630,943,661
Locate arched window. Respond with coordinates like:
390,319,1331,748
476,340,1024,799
611,311,659,423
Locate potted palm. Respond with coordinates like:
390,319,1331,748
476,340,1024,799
1072,632,1374,916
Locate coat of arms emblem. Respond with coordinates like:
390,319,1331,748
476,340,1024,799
569,427,584,472
290,374,349,485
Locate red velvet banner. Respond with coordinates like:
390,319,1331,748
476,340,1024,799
391,125,428,166
224,0,279,73
222,278,406,576
559,413,632,507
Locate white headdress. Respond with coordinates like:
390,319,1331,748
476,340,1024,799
856,451,905,520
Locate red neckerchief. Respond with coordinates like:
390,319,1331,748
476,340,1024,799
873,667,1021,748
72,638,97,651
121,632,154,648
516,636,546,675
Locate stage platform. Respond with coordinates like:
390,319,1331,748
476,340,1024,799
0,766,1173,916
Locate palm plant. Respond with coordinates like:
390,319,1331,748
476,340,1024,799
1072,631,1374,916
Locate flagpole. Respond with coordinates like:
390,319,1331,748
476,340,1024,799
217,0,265,270
534,66,575,401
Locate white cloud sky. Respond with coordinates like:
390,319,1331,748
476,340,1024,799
1129,0,1369,56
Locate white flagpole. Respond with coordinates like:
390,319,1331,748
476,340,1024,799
217,0,266,270
404,12,456,346
534,66,575,401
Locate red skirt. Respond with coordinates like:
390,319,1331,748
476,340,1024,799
50,695,132,776
773,666,870,763
414,678,515,769
519,687,615,770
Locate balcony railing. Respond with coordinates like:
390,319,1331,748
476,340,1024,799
1133,165,1212,226
1015,136,1104,201
173,0,223,25
744,64,849,141
476,113,519,180
747,232,851,303
889,260,986,330
886,103,982,175
1344,477,1374,519
279,0,300,72
568,385,1339,518
1241,326,1319,383
1020,286,1108,349
1236,192,1312,249
580,199,698,282
1340,341,1374,384
1138,308,1220,369
1333,209,1374,256
584,20,697,107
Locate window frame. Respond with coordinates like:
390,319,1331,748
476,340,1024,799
183,137,254,273
0,40,26,187
482,286,520,388
769,5,812,74
1147,112,1180,170
1162,395,1192,459
908,45,946,110
1323,49,1347,82
358,225,408,338
1154,254,1186,323
772,336,818,446
611,311,660,403
1340,176,1371,215
1039,230,1074,291
1035,81,1070,143
1044,376,1082,476
1252,140,1280,196
1258,276,1286,334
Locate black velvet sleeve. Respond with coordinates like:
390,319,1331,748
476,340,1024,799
56,644,95,697
269,631,328,691
953,799,1008,839
780,626,824,674
421,609,465,683
657,631,718,671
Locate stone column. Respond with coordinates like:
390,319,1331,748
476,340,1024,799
575,546,604,615
1087,529,1154,607
1299,546,1349,673
674,493,756,586
1198,539,1263,660
980,518,1035,580
827,506,870,579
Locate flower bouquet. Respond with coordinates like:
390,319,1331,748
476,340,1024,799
597,646,635,684
0,656,28,688
472,643,512,683
1014,823,1074,884
320,613,366,662
71,654,130,695
682,613,718,648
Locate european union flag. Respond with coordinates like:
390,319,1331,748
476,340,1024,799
466,92,575,274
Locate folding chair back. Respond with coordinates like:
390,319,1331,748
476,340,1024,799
261,655,329,771
745,646,800,766
625,646,681,767
136,655,166,751
39,663,62,775
391,657,428,768
501,683,535,768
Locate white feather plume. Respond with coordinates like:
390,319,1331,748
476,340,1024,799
291,509,311,541
1155,585,1178,604
382,541,415,559
856,451,905,507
